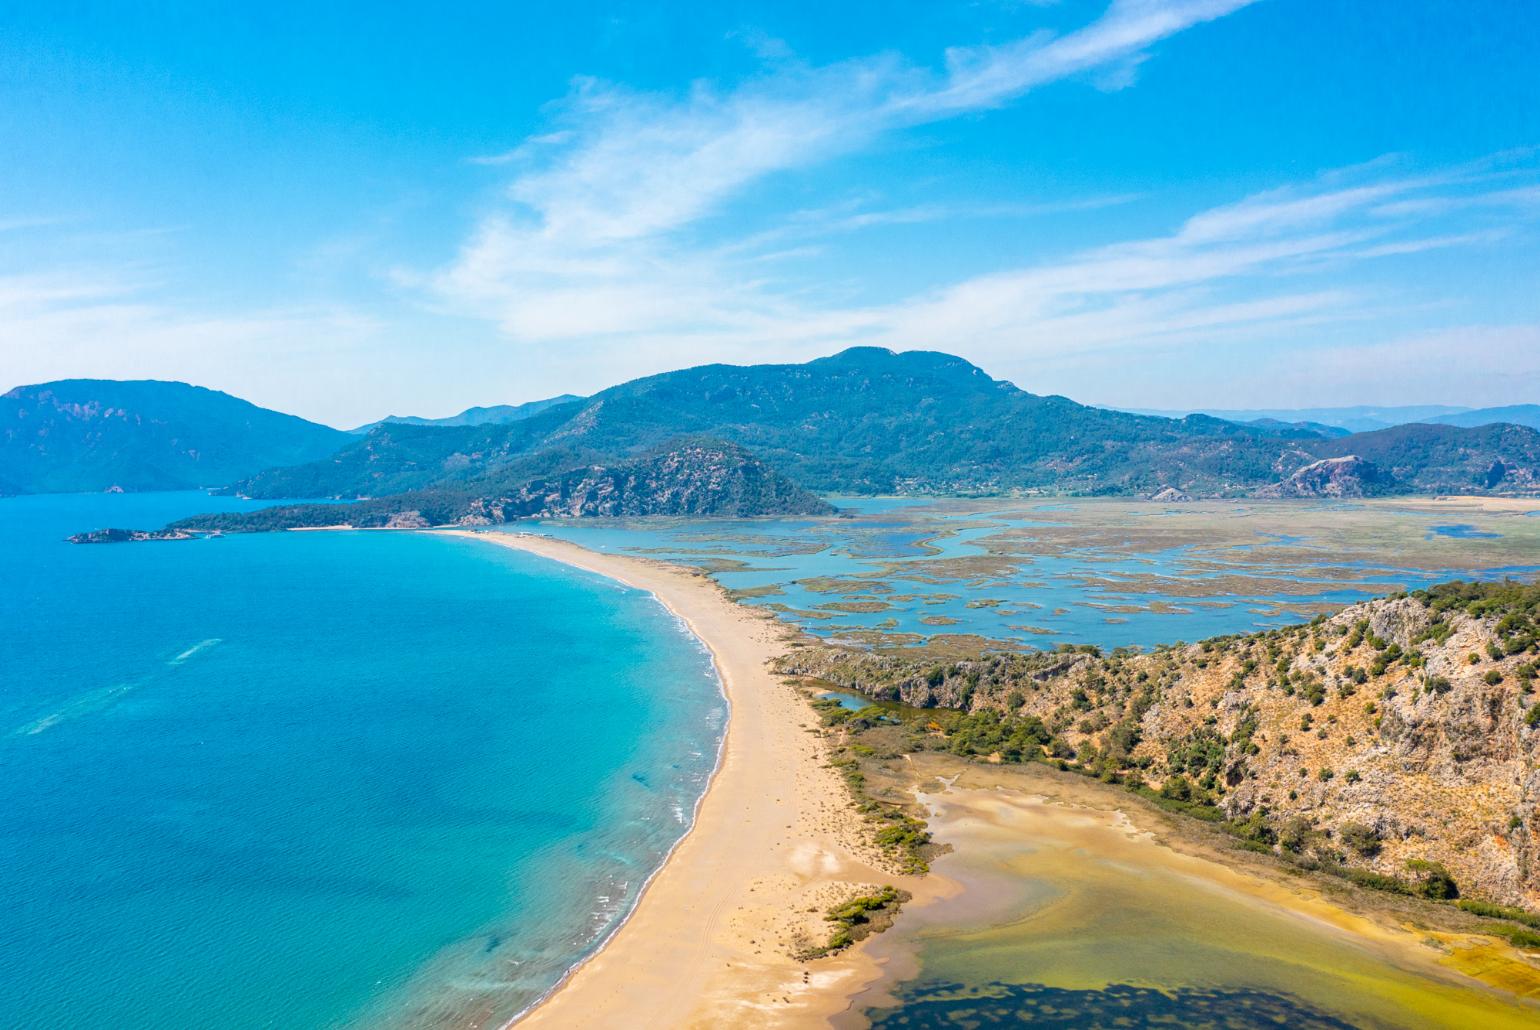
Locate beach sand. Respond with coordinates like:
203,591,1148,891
444,531,935,1029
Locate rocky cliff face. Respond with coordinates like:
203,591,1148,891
1257,454,1392,498
453,441,836,521
780,582,1540,906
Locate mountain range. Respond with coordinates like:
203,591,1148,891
218,347,1540,508
11,349,1540,530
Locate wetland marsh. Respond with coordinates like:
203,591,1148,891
514,497,1540,653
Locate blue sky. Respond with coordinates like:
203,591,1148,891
3,1,1537,427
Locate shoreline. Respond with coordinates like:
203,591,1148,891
443,530,935,1028
499,549,733,1028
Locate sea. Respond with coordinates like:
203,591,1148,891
0,492,725,1028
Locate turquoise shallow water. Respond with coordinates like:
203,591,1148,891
0,493,723,1028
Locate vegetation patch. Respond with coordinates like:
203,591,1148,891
795,886,910,960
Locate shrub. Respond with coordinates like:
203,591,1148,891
1339,866,1412,895
1279,817,1312,853
1406,859,1459,900
1456,899,1540,929
1339,821,1382,856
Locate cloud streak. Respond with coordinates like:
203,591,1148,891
425,0,1265,354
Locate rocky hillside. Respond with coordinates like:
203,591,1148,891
1257,455,1392,498
73,440,831,537
779,580,1540,908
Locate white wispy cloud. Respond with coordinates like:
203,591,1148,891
425,124,1540,396
417,0,1538,403
877,163,1540,359
423,0,1264,349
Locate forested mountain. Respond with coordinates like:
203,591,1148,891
1135,403,1540,435
24,350,1540,524
0,380,350,495
228,347,1540,504
1129,404,1471,434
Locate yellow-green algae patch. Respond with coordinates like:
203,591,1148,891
847,758,1540,1029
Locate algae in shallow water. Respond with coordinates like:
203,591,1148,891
868,980,1358,1029
852,775,1540,1030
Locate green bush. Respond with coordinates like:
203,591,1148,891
1338,821,1382,857
1406,859,1459,900
1456,899,1540,929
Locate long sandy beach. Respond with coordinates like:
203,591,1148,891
445,531,933,1028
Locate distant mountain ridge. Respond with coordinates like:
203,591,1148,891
1131,403,1540,434
0,380,350,495
350,394,585,433
1424,405,1540,431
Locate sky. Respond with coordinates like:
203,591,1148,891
2,1,1538,428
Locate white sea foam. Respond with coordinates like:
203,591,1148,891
13,634,221,738
12,682,138,736
168,638,222,665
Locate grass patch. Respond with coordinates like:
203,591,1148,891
795,886,910,960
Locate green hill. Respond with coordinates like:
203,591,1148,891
1,380,350,495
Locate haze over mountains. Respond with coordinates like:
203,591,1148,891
9,349,1540,529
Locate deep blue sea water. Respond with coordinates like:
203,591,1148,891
0,493,724,1028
